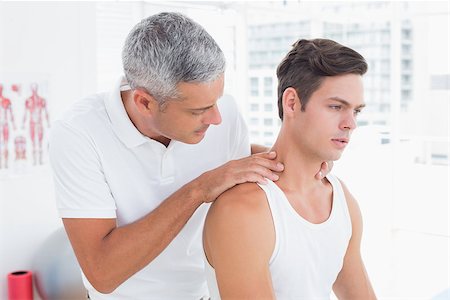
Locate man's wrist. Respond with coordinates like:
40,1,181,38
188,174,210,206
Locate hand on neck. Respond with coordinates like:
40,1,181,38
271,135,327,193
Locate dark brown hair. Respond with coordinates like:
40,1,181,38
276,38,368,119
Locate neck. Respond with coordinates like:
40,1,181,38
121,91,171,147
271,126,326,193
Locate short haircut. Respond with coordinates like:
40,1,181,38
122,12,225,104
276,38,368,119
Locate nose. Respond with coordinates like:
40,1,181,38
340,112,357,131
203,105,222,125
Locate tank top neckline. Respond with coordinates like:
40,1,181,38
266,174,339,229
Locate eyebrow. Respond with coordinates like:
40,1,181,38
188,104,215,111
328,96,366,109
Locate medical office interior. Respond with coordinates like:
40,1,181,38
0,1,448,299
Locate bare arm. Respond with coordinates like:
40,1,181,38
204,184,276,299
63,151,284,294
63,181,202,293
333,181,376,299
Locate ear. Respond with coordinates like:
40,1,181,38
282,87,301,119
132,89,158,116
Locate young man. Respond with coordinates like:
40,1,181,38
203,38,377,299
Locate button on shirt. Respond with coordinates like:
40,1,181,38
49,77,250,300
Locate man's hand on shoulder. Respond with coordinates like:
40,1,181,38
195,151,284,203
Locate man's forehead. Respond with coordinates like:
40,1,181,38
175,80,224,107
316,75,364,103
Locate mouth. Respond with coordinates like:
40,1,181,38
331,137,349,148
195,126,209,135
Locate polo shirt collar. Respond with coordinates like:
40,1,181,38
104,76,148,148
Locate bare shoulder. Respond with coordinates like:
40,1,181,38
205,182,271,231
209,182,268,216
204,182,274,267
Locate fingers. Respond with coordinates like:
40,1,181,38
239,172,268,185
252,150,277,159
314,171,323,180
314,161,334,180
233,152,284,184
248,152,284,172
321,162,328,177
198,152,284,203
236,163,279,182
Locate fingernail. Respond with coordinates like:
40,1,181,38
273,174,279,180
270,151,276,156
277,163,284,169
318,171,323,178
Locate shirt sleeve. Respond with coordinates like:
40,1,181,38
49,120,117,218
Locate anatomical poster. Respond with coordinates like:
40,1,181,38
0,76,50,177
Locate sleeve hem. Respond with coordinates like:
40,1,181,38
58,209,117,219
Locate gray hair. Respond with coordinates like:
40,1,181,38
122,12,226,104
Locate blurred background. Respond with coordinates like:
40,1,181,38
0,1,448,299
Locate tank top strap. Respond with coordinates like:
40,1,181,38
256,180,283,264
325,174,351,226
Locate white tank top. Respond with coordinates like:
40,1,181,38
204,174,352,300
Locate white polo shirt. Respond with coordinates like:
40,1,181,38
49,77,250,300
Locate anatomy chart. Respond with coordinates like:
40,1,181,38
0,78,50,177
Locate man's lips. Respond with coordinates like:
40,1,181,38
331,137,349,143
331,137,349,148
195,126,209,134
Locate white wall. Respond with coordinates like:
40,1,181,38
0,2,97,298
0,2,98,117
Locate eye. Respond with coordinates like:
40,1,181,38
329,105,342,110
190,109,208,116
354,108,363,116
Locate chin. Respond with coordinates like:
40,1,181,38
331,154,343,161
324,152,342,162
181,135,205,145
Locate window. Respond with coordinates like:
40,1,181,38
430,74,450,90
250,77,259,96
250,118,259,125
402,28,411,40
264,77,273,97
264,103,273,112
250,103,259,111
264,118,273,126
402,59,412,71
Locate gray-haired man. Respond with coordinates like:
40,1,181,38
49,12,327,299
